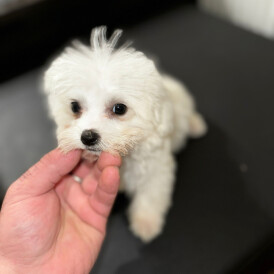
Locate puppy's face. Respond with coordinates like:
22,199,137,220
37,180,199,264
44,28,165,157
49,75,156,156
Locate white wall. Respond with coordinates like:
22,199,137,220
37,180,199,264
199,0,274,39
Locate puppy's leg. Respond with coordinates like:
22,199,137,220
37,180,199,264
162,74,207,151
127,151,175,243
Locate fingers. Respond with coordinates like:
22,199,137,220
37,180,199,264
89,166,120,218
15,149,82,196
72,160,94,178
99,166,121,196
81,152,121,195
60,166,120,234
55,152,121,235
97,152,122,172
81,173,98,195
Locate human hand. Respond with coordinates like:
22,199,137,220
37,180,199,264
0,148,121,274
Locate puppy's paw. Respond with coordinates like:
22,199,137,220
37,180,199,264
129,210,164,243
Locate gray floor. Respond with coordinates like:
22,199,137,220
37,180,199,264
0,69,56,189
1,5,274,274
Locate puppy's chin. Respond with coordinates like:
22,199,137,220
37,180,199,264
82,150,100,162
82,148,124,163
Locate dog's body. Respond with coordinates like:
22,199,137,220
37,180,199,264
44,27,206,242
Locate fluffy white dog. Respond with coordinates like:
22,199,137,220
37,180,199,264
44,26,207,242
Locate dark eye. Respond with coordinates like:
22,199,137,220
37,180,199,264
71,101,81,114
112,103,127,115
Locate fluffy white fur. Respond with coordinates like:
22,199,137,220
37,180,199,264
44,27,207,242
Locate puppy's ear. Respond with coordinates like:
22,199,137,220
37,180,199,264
43,66,53,95
43,56,63,96
154,100,174,137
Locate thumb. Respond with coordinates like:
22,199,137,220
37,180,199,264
14,148,82,196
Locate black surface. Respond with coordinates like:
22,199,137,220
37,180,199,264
232,238,274,274
0,4,274,274
0,0,194,83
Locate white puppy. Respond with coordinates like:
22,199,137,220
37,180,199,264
44,26,207,242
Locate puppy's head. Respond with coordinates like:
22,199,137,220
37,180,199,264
44,27,170,157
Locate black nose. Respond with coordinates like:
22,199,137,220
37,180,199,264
81,130,100,146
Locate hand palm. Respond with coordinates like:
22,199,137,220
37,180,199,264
0,150,121,274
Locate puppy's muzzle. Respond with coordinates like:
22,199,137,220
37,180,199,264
81,130,100,146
